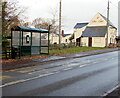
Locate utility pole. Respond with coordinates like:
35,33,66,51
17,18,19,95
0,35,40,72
106,0,110,47
59,0,62,49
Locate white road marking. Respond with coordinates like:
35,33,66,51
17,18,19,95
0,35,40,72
67,63,78,67
63,67,73,71
92,62,97,64
0,72,56,88
1,55,116,88
1,65,84,87
79,64,87,68
102,85,119,97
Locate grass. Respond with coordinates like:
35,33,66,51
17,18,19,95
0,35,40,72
50,47,108,55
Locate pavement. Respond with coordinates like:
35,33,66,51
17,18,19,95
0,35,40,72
1,50,119,96
2,48,119,71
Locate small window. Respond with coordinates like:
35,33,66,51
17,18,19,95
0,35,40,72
66,39,67,42
110,38,112,44
26,35,30,44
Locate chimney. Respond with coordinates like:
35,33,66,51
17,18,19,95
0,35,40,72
62,30,64,37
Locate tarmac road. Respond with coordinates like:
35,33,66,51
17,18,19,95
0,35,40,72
2,51,119,96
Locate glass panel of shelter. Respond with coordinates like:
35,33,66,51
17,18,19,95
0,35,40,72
12,31,21,59
32,33,40,46
23,32,31,46
31,32,40,55
40,33,49,54
41,33,48,46
12,31,20,46
31,47,40,55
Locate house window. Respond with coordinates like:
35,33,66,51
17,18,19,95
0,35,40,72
110,38,113,44
66,39,67,42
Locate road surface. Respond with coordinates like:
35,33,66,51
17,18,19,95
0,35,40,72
2,51,119,96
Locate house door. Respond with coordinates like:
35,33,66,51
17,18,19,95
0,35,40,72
76,37,81,46
88,37,92,47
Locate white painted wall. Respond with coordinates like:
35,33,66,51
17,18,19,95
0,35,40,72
49,33,73,44
105,26,117,44
49,33,60,44
81,37,106,47
92,37,106,47
62,35,72,44
81,37,88,47
74,26,87,42
87,13,107,27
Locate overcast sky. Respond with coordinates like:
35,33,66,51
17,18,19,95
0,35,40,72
18,0,119,34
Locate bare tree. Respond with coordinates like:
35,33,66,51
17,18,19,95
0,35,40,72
32,17,58,34
32,6,59,34
1,0,27,47
32,18,49,29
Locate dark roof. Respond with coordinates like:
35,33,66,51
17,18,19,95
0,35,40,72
74,23,88,29
56,34,71,37
12,26,49,33
81,26,107,37
64,34,71,37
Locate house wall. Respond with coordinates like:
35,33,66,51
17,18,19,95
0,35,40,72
74,26,117,47
49,33,73,44
81,27,117,47
92,37,106,47
81,37,106,47
62,35,72,44
106,26,117,44
74,26,86,42
49,33,59,44
87,13,107,27
81,37,88,47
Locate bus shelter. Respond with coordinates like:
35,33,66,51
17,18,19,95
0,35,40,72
11,26,50,59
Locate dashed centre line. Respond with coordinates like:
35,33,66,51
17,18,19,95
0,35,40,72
1,54,116,88
1,63,90,87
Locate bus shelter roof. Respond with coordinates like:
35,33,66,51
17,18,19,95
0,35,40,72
11,26,49,33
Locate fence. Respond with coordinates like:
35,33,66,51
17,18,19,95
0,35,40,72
50,42,80,50
50,42,119,50
2,47,12,59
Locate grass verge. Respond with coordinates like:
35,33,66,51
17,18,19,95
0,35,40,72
50,47,108,55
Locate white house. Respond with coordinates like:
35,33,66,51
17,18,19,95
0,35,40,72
74,23,88,46
49,32,72,44
74,13,117,47
61,34,72,44
49,33,59,44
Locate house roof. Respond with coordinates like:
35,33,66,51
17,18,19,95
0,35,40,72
74,23,88,29
99,13,117,29
64,34,71,37
12,26,49,33
81,26,107,37
55,33,71,37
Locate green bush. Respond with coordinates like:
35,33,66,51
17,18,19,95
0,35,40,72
2,40,10,47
